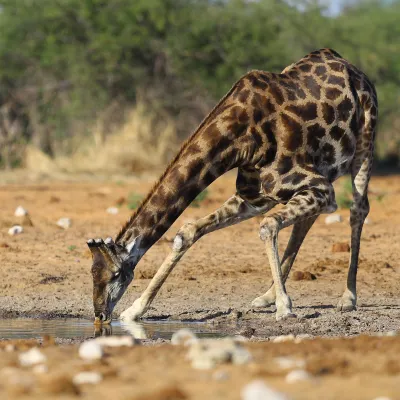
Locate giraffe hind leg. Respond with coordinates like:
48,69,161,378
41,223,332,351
337,107,375,312
259,181,336,320
252,215,317,308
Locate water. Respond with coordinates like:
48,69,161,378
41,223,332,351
0,318,225,340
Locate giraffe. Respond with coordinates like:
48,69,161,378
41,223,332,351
88,48,377,324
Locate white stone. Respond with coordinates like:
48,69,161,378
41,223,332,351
5,344,15,352
93,336,135,347
15,206,28,217
285,369,312,384
106,207,119,215
8,225,23,235
272,334,295,343
79,340,103,360
294,334,313,343
187,338,252,370
171,329,198,346
212,370,230,381
33,364,48,374
57,217,71,229
73,371,102,385
241,380,290,400
19,348,47,366
275,357,306,370
325,214,343,225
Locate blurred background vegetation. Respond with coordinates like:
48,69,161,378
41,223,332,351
0,0,399,172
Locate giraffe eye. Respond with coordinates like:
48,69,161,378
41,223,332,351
113,271,120,279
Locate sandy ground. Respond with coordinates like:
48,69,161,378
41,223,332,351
0,171,400,399
0,335,399,399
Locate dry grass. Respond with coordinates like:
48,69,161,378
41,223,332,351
25,101,181,175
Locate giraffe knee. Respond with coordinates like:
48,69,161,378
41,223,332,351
174,223,198,251
259,217,280,241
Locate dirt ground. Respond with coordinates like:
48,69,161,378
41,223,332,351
0,171,400,398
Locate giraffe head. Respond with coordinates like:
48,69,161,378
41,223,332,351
87,237,135,324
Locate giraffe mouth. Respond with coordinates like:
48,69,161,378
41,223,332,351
94,313,111,325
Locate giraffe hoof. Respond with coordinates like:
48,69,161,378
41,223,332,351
336,302,357,312
276,312,297,321
336,295,357,312
251,296,275,308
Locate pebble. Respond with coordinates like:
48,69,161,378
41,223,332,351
241,380,290,400
19,348,47,366
187,338,252,370
292,271,316,281
57,217,71,229
332,242,350,253
325,214,342,224
275,357,306,370
33,364,48,374
8,225,23,235
94,336,135,347
78,340,103,360
171,329,198,346
73,371,102,385
272,334,295,343
14,206,28,217
106,207,119,215
285,369,312,384
212,370,230,381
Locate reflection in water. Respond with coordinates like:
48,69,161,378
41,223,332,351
0,318,224,340
94,324,113,337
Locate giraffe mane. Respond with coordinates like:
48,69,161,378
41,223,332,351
115,78,242,243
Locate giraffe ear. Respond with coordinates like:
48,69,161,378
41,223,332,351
87,238,120,273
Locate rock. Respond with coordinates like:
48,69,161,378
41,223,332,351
8,225,23,235
0,242,10,248
241,380,290,400
272,334,295,343
115,197,126,206
15,206,28,217
33,364,48,374
332,242,350,253
285,369,312,383
93,336,136,347
212,370,230,381
187,338,252,370
275,357,306,370
325,214,342,224
171,329,198,346
79,340,103,360
57,217,71,229
73,372,102,385
106,207,119,215
292,271,316,281
19,347,47,366
294,334,313,343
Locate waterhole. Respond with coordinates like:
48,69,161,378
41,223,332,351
0,318,225,340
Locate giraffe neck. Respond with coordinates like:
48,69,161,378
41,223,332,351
115,96,243,256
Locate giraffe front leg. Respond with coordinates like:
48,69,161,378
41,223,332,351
120,194,272,322
120,242,185,322
252,216,317,308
